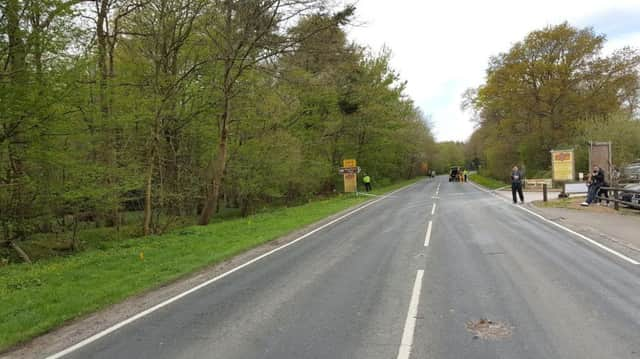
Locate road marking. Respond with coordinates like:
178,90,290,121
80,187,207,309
45,182,424,359
515,203,639,265
397,270,425,359
467,181,639,265
424,221,433,247
431,203,436,215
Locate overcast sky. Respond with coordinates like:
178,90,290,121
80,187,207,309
346,0,640,142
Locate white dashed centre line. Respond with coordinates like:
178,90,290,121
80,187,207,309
396,270,425,359
424,220,433,247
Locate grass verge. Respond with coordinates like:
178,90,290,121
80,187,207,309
468,173,508,190
532,196,640,217
533,197,583,209
0,177,423,352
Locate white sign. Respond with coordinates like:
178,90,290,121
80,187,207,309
564,182,588,194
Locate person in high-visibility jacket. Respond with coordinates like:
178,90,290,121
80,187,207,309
463,169,469,182
362,174,372,192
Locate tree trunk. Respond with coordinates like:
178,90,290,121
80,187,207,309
199,8,233,226
143,157,154,235
96,0,110,120
198,125,228,225
71,215,79,251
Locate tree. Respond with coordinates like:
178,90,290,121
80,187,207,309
116,0,208,234
0,0,92,261
196,1,355,225
1,2,437,263
466,22,640,178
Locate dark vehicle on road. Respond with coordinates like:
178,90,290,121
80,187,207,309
449,166,461,182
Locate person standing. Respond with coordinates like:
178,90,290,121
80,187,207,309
363,174,372,192
463,169,469,182
511,166,524,204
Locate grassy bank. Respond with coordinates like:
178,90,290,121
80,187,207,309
468,173,508,189
0,178,422,352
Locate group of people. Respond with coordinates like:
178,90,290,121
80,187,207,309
363,165,611,205
461,169,469,182
510,164,611,206
450,168,469,182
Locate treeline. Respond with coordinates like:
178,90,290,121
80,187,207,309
464,22,640,180
430,141,465,174
0,1,435,262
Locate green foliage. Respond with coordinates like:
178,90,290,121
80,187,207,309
465,22,640,179
468,173,508,190
574,113,640,167
1,2,435,264
431,141,466,173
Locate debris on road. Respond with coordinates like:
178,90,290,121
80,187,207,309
466,318,512,340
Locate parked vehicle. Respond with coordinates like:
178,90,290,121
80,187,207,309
449,166,461,182
619,183,640,208
620,161,640,183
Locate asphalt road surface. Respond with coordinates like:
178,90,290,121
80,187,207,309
58,178,640,359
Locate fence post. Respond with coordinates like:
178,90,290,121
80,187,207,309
543,183,548,202
614,190,619,210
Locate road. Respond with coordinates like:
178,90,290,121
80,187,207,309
57,178,640,359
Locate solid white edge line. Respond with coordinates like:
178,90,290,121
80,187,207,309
396,270,425,359
45,181,424,359
467,181,639,265
431,203,436,216
424,221,433,247
515,203,639,265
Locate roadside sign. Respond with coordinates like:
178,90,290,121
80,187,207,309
344,173,357,193
589,141,612,183
342,159,358,193
343,159,356,168
551,149,574,182
339,167,360,174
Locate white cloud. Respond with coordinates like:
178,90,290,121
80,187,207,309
346,0,640,142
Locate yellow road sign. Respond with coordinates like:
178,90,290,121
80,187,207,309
551,149,574,181
343,159,356,168
342,159,358,193
344,173,357,193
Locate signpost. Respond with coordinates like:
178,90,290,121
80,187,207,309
341,159,358,193
338,166,361,175
550,149,575,182
589,141,612,183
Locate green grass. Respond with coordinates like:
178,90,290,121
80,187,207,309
468,173,509,190
2,207,249,263
532,196,640,217
0,177,423,352
534,197,580,208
